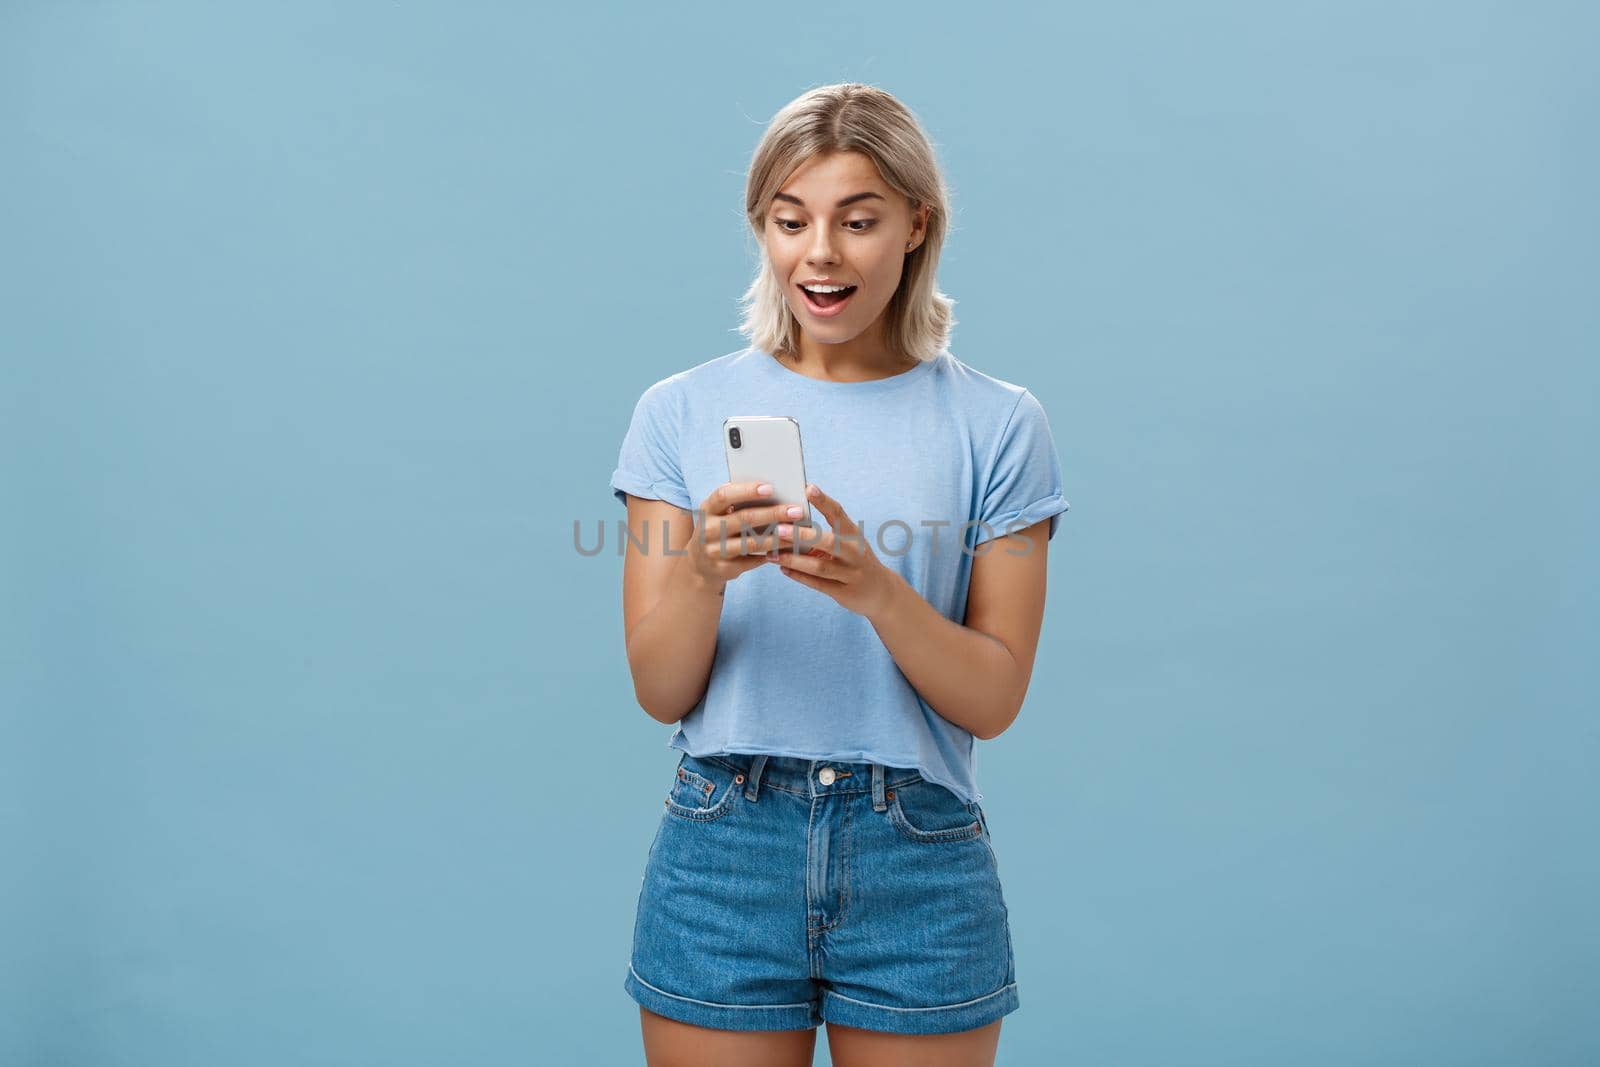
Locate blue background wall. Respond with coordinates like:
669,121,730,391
3,3,1594,1064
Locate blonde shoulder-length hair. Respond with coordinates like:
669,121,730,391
736,83,957,365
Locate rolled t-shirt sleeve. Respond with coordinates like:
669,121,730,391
974,389,1071,544
610,380,693,511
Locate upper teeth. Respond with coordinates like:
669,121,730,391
803,283,851,293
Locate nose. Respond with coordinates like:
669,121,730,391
805,223,840,267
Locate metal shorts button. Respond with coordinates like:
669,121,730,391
818,767,836,785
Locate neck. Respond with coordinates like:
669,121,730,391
782,329,916,382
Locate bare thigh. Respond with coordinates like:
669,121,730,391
639,1006,818,1067
825,1018,1003,1067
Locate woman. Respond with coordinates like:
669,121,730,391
611,83,1070,1067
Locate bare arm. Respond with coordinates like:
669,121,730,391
620,496,722,723
865,518,1052,740
772,484,1054,742
619,484,799,723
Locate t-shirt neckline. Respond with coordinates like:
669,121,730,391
755,347,940,392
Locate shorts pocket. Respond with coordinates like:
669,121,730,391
664,755,740,822
885,776,983,843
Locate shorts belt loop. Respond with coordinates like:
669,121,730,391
872,762,887,812
744,754,769,802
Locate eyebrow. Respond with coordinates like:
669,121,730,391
771,191,887,209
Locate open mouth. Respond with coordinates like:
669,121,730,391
799,284,857,316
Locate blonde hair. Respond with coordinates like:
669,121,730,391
736,83,957,364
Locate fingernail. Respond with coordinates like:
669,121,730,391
807,485,819,498
757,483,773,495
777,523,793,537
786,506,803,518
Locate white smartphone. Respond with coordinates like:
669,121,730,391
722,416,814,535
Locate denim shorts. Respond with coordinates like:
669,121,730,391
623,751,1019,1035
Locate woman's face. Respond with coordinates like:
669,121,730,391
763,150,928,351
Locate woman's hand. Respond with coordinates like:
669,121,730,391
684,481,798,591
771,484,901,619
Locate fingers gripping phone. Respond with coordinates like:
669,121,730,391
723,416,814,536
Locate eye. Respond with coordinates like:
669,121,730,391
771,218,877,233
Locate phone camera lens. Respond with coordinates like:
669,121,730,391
729,428,741,448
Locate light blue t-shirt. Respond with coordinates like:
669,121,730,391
610,345,1069,803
